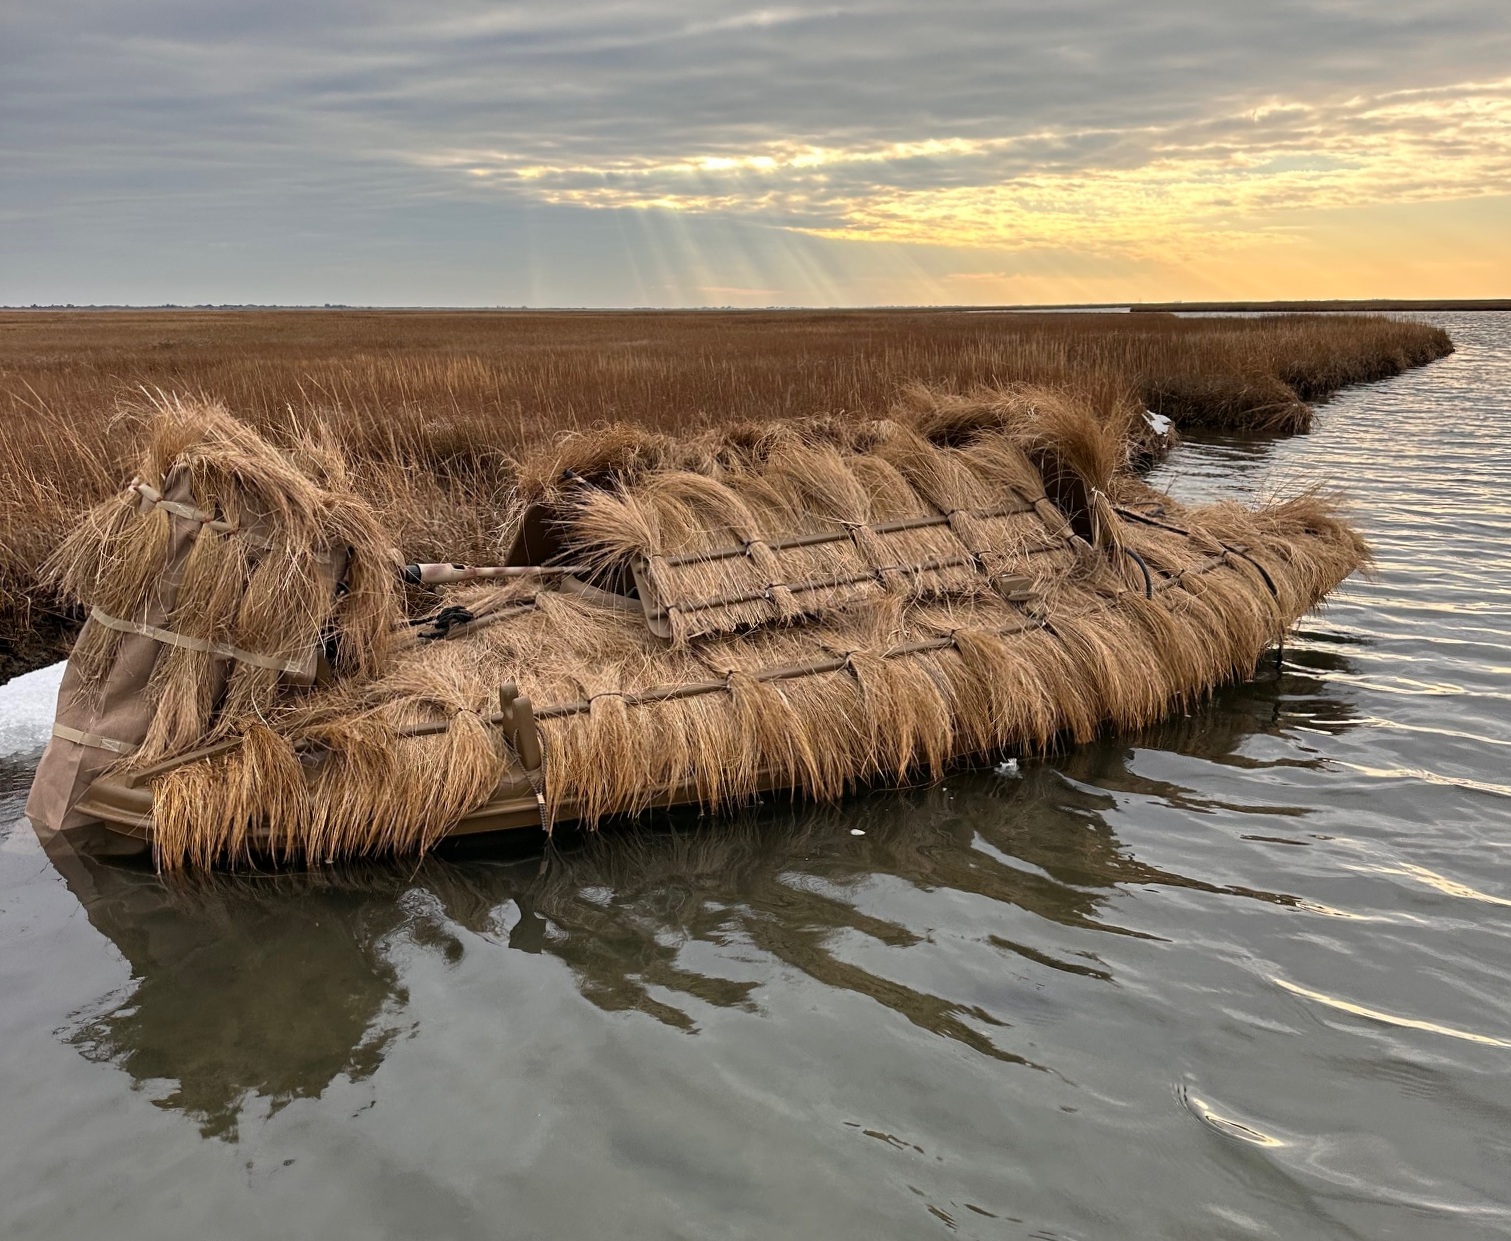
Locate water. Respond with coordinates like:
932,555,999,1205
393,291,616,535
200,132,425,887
2,313,1508,1239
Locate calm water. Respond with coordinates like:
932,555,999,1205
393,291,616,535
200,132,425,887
2,313,1508,1240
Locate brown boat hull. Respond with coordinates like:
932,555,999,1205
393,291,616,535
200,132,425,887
71,761,798,859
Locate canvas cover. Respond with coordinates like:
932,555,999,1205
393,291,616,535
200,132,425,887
27,470,206,833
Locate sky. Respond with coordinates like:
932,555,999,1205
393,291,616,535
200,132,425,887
4,1,1509,306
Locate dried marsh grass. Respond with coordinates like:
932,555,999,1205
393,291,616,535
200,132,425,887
0,309,1447,676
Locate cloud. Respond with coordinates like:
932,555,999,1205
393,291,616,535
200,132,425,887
424,78,1511,259
3,1,1510,302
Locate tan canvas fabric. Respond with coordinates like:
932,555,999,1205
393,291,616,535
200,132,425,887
26,470,206,832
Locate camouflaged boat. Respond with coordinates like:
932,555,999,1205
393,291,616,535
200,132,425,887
27,392,1365,868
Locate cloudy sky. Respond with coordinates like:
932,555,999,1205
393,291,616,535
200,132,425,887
4,1,1509,305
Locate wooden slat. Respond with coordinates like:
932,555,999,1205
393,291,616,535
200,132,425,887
640,546,1058,621
655,498,1043,568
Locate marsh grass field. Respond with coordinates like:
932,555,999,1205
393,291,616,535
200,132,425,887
0,308,1451,678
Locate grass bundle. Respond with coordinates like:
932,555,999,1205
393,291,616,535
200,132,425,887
42,396,401,775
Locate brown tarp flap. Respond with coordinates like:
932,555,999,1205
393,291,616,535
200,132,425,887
26,469,206,832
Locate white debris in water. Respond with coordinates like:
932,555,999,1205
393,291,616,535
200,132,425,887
850,829,866,836
0,660,65,757
1143,409,1174,437
995,758,1021,778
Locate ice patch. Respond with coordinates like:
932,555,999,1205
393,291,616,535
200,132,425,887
0,660,65,756
1143,409,1174,436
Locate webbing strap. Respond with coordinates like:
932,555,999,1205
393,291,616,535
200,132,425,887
88,607,311,675
131,479,219,526
128,480,274,549
51,723,138,756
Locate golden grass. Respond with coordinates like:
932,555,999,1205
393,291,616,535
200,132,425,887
76,391,1369,869
0,308,1446,678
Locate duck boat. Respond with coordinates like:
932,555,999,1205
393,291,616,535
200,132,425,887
26,391,1365,868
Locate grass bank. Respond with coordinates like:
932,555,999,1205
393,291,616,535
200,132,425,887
1135,299,1510,313
0,308,1452,679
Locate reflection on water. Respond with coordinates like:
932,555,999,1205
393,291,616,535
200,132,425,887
54,852,411,1141
44,655,1349,1139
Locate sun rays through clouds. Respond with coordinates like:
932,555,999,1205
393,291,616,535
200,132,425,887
426,77,1511,267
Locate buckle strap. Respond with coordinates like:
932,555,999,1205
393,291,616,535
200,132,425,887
51,723,138,756
88,607,311,675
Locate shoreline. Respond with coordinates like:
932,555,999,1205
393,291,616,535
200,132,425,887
1133,299,1511,314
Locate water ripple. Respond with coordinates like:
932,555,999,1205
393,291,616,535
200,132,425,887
1272,977,1511,1049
